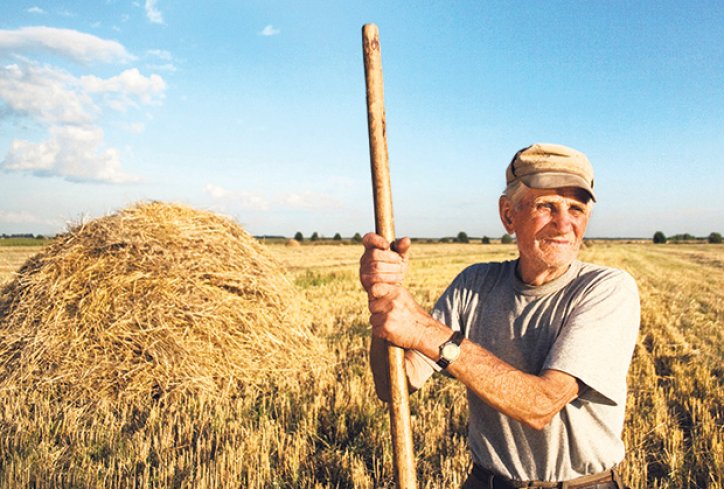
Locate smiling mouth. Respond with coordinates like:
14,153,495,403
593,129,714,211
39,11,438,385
542,237,572,245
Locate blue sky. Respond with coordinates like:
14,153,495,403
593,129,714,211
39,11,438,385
1,1,722,239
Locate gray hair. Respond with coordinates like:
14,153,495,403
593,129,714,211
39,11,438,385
502,181,529,208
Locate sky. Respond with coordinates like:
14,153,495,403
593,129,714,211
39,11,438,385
0,1,722,239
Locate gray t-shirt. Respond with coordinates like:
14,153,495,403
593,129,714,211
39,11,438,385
430,259,640,481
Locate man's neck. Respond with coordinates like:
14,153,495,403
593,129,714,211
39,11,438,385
516,259,573,286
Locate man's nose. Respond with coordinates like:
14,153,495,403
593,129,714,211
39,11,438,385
551,209,573,232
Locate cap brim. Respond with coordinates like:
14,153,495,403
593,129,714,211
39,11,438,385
519,173,597,202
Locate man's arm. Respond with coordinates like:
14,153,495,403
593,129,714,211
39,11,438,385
367,282,579,430
360,232,578,427
447,339,580,430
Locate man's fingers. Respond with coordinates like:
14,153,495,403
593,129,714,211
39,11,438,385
368,296,391,314
360,247,397,264
360,252,405,287
369,282,394,300
394,236,412,259
360,233,411,292
362,232,390,251
361,259,405,275
360,273,405,290
362,232,411,261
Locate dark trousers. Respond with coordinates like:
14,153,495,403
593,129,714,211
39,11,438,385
462,464,626,489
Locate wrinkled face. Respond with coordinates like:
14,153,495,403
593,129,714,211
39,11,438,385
500,186,592,278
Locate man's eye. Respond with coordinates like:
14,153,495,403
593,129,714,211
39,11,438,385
536,203,553,212
570,206,585,215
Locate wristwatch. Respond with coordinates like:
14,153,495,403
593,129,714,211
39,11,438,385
436,330,464,369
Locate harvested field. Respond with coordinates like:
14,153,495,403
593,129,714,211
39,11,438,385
0,237,721,488
0,246,40,282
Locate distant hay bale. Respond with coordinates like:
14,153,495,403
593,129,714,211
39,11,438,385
0,202,325,405
285,239,301,247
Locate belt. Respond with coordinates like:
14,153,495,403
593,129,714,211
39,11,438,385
470,464,624,489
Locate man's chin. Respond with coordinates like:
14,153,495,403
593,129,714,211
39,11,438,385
538,248,579,269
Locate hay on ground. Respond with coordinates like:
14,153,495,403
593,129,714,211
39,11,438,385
0,202,325,406
285,238,301,247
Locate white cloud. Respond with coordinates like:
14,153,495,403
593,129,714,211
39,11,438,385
204,185,342,212
1,62,165,122
146,49,172,60
145,50,176,72
259,25,280,37
27,7,46,14
278,191,341,210
2,125,138,183
0,62,97,124
0,209,48,225
0,26,134,64
0,32,166,184
204,183,229,199
204,184,269,210
126,122,145,133
145,0,164,24
81,68,166,110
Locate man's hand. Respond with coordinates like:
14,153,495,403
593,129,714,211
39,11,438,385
367,283,433,351
360,233,449,353
361,232,444,400
359,232,411,291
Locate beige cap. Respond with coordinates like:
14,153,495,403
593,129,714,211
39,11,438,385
506,143,596,201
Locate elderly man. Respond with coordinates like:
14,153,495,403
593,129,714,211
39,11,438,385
360,143,639,489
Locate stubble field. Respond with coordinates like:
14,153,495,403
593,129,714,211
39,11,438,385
0,241,721,488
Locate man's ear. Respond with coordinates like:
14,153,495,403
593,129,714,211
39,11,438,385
498,195,516,234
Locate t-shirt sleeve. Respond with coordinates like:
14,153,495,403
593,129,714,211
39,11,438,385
431,264,482,332
543,269,640,406
431,282,463,333
423,267,473,373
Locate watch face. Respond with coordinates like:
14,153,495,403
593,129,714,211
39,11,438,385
441,343,461,362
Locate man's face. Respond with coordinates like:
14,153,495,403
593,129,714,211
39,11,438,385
500,186,592,280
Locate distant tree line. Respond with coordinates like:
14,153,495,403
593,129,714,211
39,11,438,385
286,231,517,245
290,232,363,243
421,233,516,244
652,231,722,244
283,230,724,245
0,233,48,239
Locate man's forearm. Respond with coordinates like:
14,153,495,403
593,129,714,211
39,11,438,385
367,287,579,426
445,341,579,430
409,316,579,430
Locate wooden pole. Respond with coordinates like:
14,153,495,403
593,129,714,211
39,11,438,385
362,23,417,488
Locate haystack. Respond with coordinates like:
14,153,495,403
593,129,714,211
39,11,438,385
285,238,301,247
0,202,324,405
